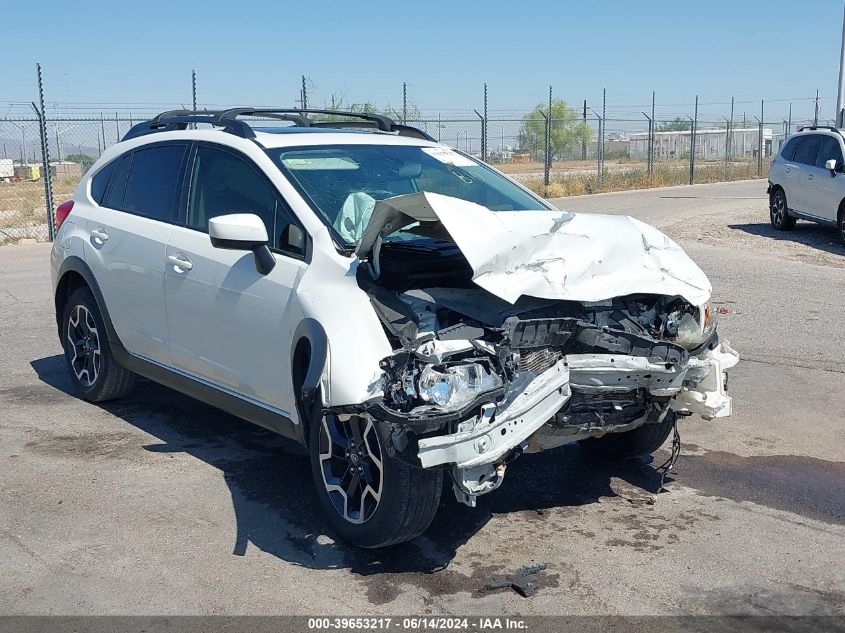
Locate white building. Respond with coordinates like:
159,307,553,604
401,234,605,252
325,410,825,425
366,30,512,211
629,127,773,160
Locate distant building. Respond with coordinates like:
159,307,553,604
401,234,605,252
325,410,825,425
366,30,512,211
628,127,773,160
49,161,83,180
14,164,41,181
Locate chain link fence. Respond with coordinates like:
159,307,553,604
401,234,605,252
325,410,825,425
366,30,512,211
0,89,831,244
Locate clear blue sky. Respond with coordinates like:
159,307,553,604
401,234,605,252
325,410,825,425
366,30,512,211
4,0,845,121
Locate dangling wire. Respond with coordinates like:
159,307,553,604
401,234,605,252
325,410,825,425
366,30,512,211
655,418,681,493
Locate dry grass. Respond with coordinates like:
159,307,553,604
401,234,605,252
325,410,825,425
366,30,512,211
0,179,78,243
522,160,768,198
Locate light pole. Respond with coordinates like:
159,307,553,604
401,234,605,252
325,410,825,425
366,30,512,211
8,122,26,165
53,124,78,162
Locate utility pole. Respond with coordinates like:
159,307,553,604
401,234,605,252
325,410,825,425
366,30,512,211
192,69,197,111
814,89,820,126
837,2,845,127
300,75,308,110
402,81,407,123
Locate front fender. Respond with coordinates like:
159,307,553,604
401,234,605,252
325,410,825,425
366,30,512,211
295,264,392,408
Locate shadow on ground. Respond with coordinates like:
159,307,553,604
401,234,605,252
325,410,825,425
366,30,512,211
30,354,670,577
729,220,845,257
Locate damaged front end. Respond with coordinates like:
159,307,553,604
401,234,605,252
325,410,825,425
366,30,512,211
335,192,739,507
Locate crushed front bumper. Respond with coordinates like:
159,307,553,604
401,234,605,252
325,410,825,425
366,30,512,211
413,341,739,505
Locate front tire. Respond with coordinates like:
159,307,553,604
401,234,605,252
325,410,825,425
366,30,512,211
770,188,796,230
838,206,845,245
61,287,136,402
308,411,443,548
579,416,675,460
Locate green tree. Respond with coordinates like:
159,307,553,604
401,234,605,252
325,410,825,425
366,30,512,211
518,100,590,160
657,117,691,132
65,153,96,172
316,97,421,123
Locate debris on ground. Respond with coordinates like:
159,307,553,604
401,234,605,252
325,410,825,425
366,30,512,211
484,564,547,597
609,477,656,506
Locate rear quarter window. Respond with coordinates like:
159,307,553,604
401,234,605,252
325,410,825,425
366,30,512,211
90,158,119,204
780,137,801,161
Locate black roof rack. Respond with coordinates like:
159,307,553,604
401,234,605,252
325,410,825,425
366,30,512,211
797,125,843,135
122,108,435,142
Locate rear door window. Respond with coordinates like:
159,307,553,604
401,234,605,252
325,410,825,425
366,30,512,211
814,136,843,168
121,144,188,222
793,134,822,165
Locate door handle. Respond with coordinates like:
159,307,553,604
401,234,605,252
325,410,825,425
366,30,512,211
167,254,193,272
90,227,108,243
808,174,814,180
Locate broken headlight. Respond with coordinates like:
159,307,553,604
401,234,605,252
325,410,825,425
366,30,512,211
672,302,717,351
417,363,502,412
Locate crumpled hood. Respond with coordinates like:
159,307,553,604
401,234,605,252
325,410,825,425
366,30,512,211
355,191,712,306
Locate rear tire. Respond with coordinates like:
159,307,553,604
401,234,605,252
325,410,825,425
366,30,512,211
769,188,796,230
579,416,675,460
61,287,136,402
308,408,443,548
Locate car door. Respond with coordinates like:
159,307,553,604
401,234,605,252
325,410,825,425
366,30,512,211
790,134,823,213
82,142,189,365
808,135,845,222
164,143,309,413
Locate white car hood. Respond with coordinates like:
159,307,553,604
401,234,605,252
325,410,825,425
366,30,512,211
355,192,712,306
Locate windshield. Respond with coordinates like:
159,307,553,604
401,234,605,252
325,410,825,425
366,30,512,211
266,144,549,246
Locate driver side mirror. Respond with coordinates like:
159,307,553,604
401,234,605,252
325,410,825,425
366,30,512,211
208,213,276,275
825,158,839,175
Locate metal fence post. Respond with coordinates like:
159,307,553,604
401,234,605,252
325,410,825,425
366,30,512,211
34,63,54,240
756,99,764,177
688,95,698,185
649,91,655,175
594,113,603,186
540,110,550,187
482,83,488,161
582,99,587,161
473,109,484,159
642,112,653,176
600,88,606,181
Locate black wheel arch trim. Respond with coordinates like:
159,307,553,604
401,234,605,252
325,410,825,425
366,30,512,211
55,256,122,349
292,318,328,405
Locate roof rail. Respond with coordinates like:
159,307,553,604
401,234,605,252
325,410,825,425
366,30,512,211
797,125,843,135
122,108,435,142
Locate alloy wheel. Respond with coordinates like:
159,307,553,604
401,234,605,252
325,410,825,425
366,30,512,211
67,304,101,387
318,414,383,524
771,193,786,225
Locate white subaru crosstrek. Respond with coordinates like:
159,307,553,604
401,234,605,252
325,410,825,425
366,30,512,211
768,125,845,242
51,108,738,548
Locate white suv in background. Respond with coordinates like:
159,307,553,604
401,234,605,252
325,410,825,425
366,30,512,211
768,126,845,243
50,108,738,548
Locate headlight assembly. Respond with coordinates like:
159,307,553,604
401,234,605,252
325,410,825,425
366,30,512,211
674,302,717,351
417,363,502,412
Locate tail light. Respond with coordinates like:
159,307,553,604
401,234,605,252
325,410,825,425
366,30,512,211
54,200,74,232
